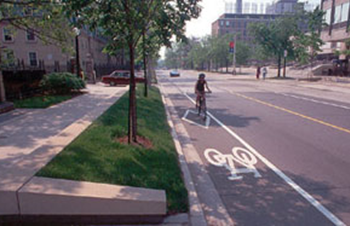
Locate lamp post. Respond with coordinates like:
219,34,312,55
73,27,81,78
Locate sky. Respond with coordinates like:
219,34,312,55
185,0,226,38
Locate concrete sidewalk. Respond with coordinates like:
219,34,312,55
0,84,128,215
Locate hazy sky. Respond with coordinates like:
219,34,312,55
185,0,225,38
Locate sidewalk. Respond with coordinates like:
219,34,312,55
0,84,128,215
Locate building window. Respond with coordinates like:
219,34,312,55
226,21,230,27
26,29,35,41
220,20,224,27
325,9,332,25
4,50,15,66
335,5,342,23
341,3,349,22
28,52,38,66
3,28,13,42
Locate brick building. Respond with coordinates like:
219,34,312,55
320,0,350,58
0,22,115,75
212,13,280,42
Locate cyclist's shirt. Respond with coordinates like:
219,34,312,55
196,80,206,92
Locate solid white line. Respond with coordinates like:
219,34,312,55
184,92,346,226
182,110,210,130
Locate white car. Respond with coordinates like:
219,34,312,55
170,70,180,77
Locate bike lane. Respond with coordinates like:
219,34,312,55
160,77,343,226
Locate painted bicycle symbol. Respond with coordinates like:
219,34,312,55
204,147,262,180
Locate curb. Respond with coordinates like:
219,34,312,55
158,84,208,226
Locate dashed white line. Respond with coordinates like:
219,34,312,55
279,93,350,110
184,92,346,226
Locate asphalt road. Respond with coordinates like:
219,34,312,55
159,70,350,226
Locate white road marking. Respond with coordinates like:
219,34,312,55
279,93,350,110
182,110,211,129
184,92,346,226
205,147,261,180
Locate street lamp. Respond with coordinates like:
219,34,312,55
73,27,81,78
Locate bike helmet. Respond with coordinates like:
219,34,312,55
199,73,205,79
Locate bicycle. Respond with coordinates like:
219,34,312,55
196,91,211,120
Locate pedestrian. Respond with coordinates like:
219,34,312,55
256,66,261,79
262,66,267,80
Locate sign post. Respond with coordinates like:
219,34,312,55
230,37,237,75
283,50,287,78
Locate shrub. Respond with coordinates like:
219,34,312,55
40,72,85,94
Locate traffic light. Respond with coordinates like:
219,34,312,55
229,41,235,53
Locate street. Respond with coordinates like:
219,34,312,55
159,70,350,226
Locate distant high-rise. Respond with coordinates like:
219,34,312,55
236,0,243,14
225,0,268,14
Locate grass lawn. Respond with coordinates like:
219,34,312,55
13,95,74,108
268,76,295,80
37,86,188,213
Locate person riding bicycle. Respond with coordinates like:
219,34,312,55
195,73,211,109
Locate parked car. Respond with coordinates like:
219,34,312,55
170,70,180,77
101,70,145,86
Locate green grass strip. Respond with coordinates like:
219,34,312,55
37,86,188,213
13,95,73,108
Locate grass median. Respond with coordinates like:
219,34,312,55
37,85,188,213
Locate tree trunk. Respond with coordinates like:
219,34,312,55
128,42,137,143
277,54,281,78
226,59,228,73
142,30,148,97
0,50,6,103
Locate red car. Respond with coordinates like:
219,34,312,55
101,70,145,86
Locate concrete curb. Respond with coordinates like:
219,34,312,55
18,177,166,215
158,84,207,226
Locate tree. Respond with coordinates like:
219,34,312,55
67,0,201,143
235,41,251,69
249,16,298,77
0,0,74,102
166,34,251,73
249,8,325,77
293,7,325,66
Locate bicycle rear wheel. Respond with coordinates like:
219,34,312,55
198,99,202,116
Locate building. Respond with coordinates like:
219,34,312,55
0,22,116,76
266,0,300,14
320,0,350,58
225,0,269,14
212,13,280,43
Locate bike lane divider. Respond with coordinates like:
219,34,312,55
172,89,344,226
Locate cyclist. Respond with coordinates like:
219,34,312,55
195,73,211,109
